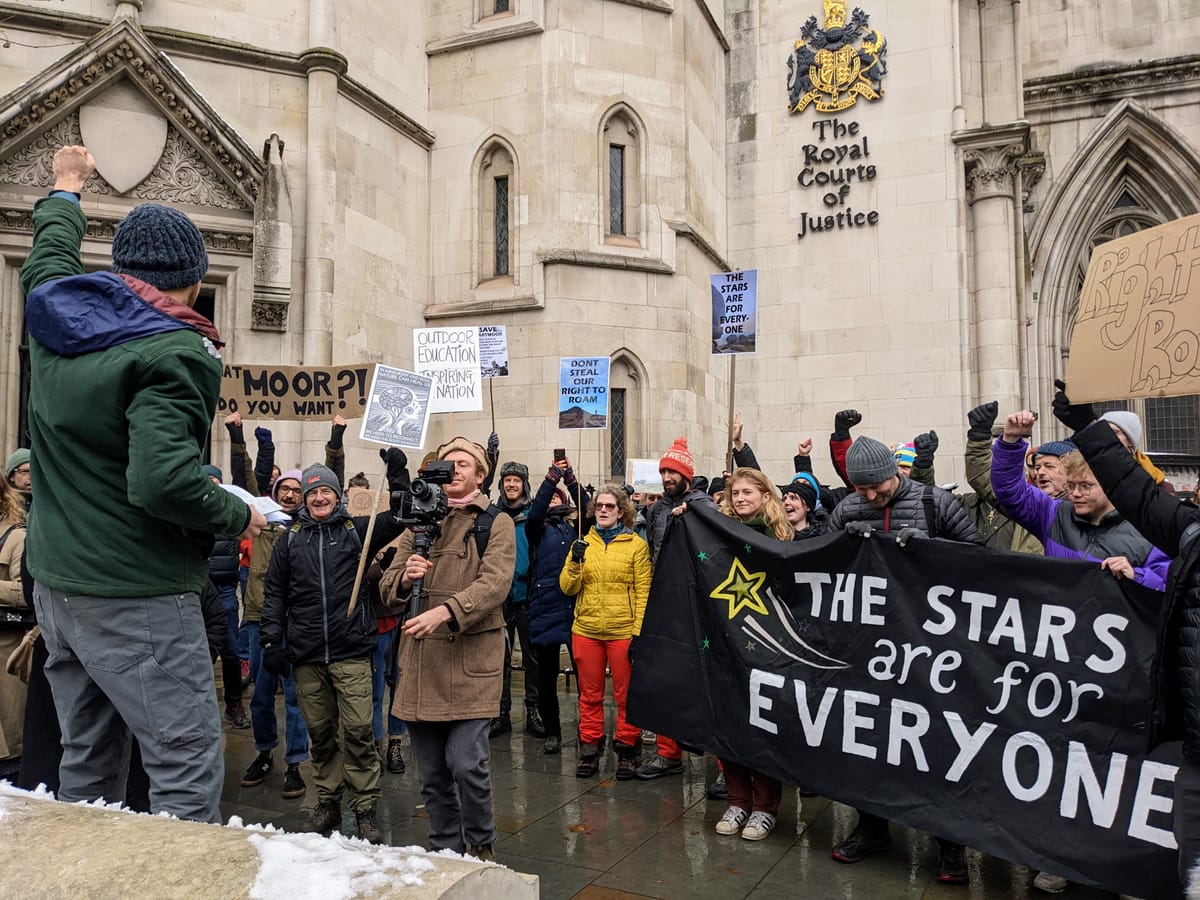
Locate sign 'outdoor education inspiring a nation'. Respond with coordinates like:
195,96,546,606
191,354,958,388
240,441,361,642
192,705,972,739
787,1,887,240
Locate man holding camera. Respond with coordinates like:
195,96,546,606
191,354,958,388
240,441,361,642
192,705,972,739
380,437,515,860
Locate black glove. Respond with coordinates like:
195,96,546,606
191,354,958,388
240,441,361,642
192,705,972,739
328,420,346,452
1052,379,1097,433
487,432,500,460
833,409,862,441
262,644,291,677
913,430,938,469
895,527,925,548
845,521,874,538
254,426,273,446
570,540,588,563
546,465,563,484
381,447,410,490
224,419,245,444
628,635,639,663
966,401,999,442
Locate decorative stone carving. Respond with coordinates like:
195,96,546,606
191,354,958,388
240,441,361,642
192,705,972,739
1025,56,1200,110
963,144,1024,204
0,116,114,194
251,297,289,330
0,206,252,255
79,81,167,193
1016,152,1047,213
251,134,293,332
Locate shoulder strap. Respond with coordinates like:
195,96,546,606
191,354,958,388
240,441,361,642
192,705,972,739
0,525,16,556
922,484,938,539
470,504,499,559
286,520,303,547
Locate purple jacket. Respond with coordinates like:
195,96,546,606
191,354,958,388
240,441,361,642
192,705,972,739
990,438,1169,591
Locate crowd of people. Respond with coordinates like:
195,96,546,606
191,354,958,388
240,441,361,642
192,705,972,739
0,143,1196,896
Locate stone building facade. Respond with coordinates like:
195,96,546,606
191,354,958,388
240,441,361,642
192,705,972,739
0,0,1198,489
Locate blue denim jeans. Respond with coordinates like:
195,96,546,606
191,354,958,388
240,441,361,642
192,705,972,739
371,629,407,741
219,582,249,661
244,622,309,765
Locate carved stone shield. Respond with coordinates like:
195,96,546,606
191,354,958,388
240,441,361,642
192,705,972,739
79,82,167,194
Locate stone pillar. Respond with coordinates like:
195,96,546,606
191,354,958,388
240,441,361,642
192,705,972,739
959,133,1025,414
299,27,345,365
252,134,293,331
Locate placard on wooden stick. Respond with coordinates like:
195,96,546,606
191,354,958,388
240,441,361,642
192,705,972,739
1064,212,1200,402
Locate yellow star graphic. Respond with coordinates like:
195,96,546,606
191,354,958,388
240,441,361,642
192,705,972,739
709,557,769,620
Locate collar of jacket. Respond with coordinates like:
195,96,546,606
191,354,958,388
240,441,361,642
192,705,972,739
297,503,350,527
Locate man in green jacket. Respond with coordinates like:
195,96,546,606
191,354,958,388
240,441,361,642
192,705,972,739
21,145,265,823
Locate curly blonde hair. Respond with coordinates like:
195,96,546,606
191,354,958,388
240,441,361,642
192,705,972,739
721,467,792,541
0,478,25,528
588,485,635,529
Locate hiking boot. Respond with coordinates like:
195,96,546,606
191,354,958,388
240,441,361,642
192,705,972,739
1032,872,1069,893
240,658,252,689
354,806,382,844
467,843,495,862
240,751,273,787
576,743,600,778
386,739,406,774
831,824,893,863
741,811,776,841
706,771,726,800
281,764,306,799
225,703,250,730
304,800,341,836
525,707,547,738
488,714,512,739
936,842,968,884
641,729,656,744
715,805,748,835
615,743,639,781
634,754,683,780
543,735,562,755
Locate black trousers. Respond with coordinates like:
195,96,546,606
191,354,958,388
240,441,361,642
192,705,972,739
533,642,575,739
499,603,538,714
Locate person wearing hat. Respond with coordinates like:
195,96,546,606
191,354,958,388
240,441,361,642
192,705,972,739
260,451,409,843
20,145,267,823
525,453,592,755
635,437,717,782
490,455,544,740
780,474,828,538
5,449,31,511
379,436,516,861
827,435,979,882
1027,439,1075,499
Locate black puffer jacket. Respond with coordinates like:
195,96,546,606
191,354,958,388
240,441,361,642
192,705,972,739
647,489,717,564
828,475,981,543
208,533,241,587
260,504,405,666
1073,421,1200,761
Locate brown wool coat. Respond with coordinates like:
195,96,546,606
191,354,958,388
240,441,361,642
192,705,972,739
380,495,515,722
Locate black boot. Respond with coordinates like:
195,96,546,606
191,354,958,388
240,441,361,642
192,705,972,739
576,742,600,778
525,706,547,738
386,738,406,774
355,806,382,844
615,742,640,781
304,799,342,836
488,714,512,739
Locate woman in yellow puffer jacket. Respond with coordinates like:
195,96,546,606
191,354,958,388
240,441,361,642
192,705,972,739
559,485,651,781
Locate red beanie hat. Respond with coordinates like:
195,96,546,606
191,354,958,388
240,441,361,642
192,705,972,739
659,437,694,482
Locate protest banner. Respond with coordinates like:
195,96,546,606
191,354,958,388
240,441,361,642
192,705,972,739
628,503,1181,899
711,269,758,355
414,327,483,414
559,357,610,429
1065,212,1200,402
219,364,372,421
626,458,662,494
478,326,509,378
359,365,433,450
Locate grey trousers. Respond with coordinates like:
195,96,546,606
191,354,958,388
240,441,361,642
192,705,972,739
34,583,224,823
408,718,495,852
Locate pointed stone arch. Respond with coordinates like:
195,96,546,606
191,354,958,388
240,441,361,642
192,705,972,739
598,101,648,247
608,347,649,479
472,134,520,286
1029,100,1200,419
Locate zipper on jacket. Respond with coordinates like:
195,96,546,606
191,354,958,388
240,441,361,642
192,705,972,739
319,524,330,664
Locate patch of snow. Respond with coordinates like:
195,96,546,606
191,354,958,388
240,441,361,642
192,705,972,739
247,832,436,899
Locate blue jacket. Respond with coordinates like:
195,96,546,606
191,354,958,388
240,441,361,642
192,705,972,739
498,499,531,604
526,475,590,646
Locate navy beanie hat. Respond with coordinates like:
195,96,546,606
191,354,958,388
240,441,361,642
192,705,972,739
111,203,209,292
201,464,223,482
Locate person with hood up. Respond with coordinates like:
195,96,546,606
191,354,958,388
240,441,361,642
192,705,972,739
491,456,543,740
260,452,409,843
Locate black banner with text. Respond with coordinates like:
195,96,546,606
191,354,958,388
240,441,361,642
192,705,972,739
627,503,1182,899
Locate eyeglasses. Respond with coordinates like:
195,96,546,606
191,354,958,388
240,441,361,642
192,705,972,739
11,467,29,476
594,502,618,510
277,485,301,496
1066,481,1099,495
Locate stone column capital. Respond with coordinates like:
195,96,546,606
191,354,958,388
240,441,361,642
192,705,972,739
964,143,1024,205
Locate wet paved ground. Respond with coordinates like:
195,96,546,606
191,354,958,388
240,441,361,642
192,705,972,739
219,673,1120,899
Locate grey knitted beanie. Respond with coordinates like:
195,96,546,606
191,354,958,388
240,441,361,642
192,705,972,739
846,436,899,486
301,463,343,500
112,203,209,291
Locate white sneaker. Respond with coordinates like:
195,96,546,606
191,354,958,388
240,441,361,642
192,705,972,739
741,811,776,841
715,806,748,835
1033,872,1069,893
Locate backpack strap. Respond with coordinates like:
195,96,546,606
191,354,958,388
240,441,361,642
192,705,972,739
469,504,499,560
921,484,938,539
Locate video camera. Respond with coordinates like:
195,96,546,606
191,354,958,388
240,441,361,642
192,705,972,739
392,459,453,527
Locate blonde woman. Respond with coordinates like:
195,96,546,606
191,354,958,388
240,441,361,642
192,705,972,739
0,476,29,767
559,486,651,780
715,467,790,840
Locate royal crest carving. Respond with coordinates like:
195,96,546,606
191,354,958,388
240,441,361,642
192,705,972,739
788,0,887,114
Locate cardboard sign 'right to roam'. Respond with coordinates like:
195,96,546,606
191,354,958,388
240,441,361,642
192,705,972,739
1065,212,1200,402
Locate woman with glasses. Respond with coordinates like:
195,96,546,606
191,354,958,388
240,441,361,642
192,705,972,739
991,409,1170,590
559,486,651,780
